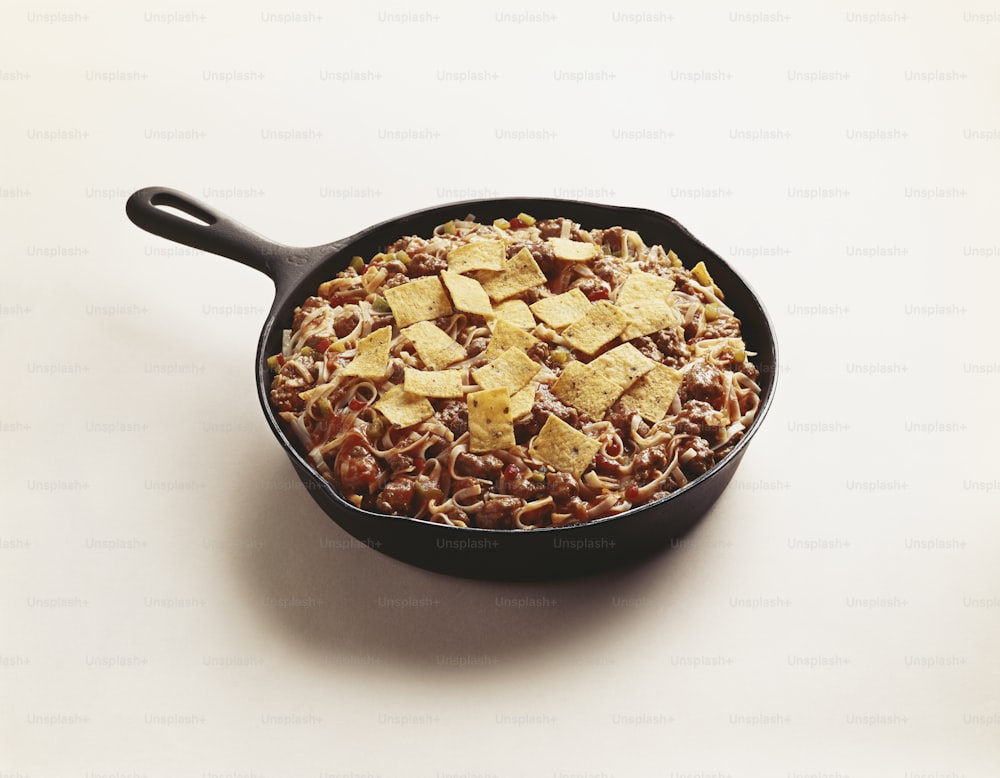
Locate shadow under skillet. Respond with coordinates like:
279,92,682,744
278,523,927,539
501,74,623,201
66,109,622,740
228,453,709,668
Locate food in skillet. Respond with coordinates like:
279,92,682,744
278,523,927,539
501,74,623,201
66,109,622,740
268,214,761,529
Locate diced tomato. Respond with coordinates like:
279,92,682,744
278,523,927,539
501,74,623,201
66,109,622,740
510,217,525,229
503,463,520,480
586,287,610,302
315,337,332,353
413,456,425,473
349,397,367,412
625,484,640,502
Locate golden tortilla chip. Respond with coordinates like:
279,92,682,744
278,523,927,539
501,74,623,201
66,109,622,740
562,300,630,355
509,382,537,421
492,299,536,329
403,367,464,399
447,239,506,274
547,237,597,261
616,270,676,306
340,325,392,379
529,288,592,329
472,346,540,394
477,246,546,302
587,343,656,390
374,386,435,427
532,415,601,480
468,387,515,453
402,320,467,370
484,317,539,359
551,360,622,420
383,276,453,328
441,270,494,317
618,363,684,423
619,300,683,340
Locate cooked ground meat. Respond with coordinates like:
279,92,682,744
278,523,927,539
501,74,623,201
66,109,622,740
535,218,566,239
591,255,626,286
270,355,317,412
597,226,625,255
652,327,690,367
629,335,663,362
407,252,448,277
375,476,417,514
679,359,726,409
505,474,547,501
292,296,327,330
679,437,715,479
526,340,549,364
437,400,468,438
675,400,725,443
633,444,669,483
545,471,577,503
332,307,360,338
573,277,608,299
455,451,504,480
514,385,580,442
337,445,382,494
475,495,524,529
467,336,490,357
508,239,559,277
700,315,742,340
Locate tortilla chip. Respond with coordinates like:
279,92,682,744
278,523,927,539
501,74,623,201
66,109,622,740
441,270,494,317
446,239,506,274
551,360,622,420
340,326,392,379
547,237,597,261
374,386,435,427
532,415,601,480
402,320,467,370
384,276,453,328
492,299,536,329
616,270,676,306
620,300,683,340
529,288,592,329
484,317,539,359
618,363,684,423
587,343,656,390
472,346,540,394
403,368,464,399
561,300,630,355
468,387,515,453
477,246,547,302
509,382,537,421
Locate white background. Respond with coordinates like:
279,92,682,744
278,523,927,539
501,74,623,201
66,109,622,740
2,0,999,776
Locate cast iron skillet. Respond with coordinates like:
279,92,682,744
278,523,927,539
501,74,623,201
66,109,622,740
126,187,778,581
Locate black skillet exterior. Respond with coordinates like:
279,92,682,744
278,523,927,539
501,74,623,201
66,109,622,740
126,188,777,581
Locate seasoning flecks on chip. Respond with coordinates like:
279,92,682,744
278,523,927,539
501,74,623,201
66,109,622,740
477,246,547,302
587,343,656,390
384,276,453,328
492,299,536,329
532,415,601,480
471,346,540,395
618,363,684,423
374,386,435,427
529,288,592,329
446,239,506,274
551,360,623,420
468,387,515,453
484,317,539,359
401,320,467,370
547,237,598,261
340,325,392,378
403,367,464,398
620,299,683,340
561,300,630,355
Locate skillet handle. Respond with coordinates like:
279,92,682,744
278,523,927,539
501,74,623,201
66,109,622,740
125,186,323,288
